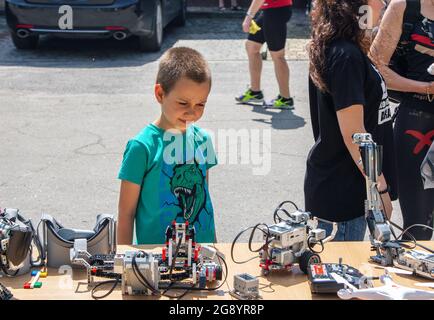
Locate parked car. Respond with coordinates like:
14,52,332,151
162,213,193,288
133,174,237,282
5,0,187,51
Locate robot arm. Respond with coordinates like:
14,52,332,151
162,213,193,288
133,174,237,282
352,134,392,244
311,217,338,244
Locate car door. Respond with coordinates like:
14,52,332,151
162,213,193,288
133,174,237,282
164,0,180,23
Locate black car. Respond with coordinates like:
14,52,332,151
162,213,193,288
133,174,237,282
5,0,187,51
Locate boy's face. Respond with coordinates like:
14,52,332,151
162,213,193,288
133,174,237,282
155,77,211,132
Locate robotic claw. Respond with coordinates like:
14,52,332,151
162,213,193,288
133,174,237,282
353,133,434,279
352,133,402,266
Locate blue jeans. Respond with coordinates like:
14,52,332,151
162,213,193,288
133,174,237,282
317,215,367,241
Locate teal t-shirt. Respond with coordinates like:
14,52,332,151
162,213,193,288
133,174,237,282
118,123,217,244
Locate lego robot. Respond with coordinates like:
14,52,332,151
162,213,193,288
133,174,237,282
258,209,337,276
353,133,434,280
70,221,224,296
160,221,222,288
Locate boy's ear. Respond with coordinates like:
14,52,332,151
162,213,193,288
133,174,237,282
154,84,164,104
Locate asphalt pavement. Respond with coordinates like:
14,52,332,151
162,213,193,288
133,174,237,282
0,10,417,242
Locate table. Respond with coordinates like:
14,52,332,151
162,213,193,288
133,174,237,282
2,242,434,300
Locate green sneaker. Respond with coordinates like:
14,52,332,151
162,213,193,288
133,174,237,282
235,89,264,106
272,95,294,110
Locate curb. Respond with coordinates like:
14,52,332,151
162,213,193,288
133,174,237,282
187,7,245,19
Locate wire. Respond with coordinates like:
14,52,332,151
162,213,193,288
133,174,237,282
231,224,271,264
91,276,120,300
176,283,196,300
132,251,160,295
87,239,229,300
170,251,229,292
248,223,272,253
273,201,299,224
168,237,183,281
397,224,434,242
159,237,190,299
376,185,433,254
307,237,324,254
29,219,44,267
258,282,275,293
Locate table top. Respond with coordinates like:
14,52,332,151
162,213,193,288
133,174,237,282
2,242,434,300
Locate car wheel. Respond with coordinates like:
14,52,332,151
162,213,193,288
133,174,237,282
173,0,187,27
138,1,163,52
10,30,39,50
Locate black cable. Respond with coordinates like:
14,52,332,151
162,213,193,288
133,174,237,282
175,245,229,298
164,251,229,293
123,261,177,299
231,224,272,264
258,282,275,293
30,219,45,267
91,276,120,300
210,251,229,291
248,223,272,253
176,283,196,300
307,236,324,254
376,185,413,246
168,236,183,281
274,208,291,224
276,200,299,211
376,186,402,242
397,224,434,243
231,226,259,264
387,219,418,249
87,241,230,300
159,237,191,299
132,251,160,295
273,201,299,224
376,186,433,254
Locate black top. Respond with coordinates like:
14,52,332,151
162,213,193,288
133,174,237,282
305,39,397,222
404,14,434,112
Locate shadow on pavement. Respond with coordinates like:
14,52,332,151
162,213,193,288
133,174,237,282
250,105,306,131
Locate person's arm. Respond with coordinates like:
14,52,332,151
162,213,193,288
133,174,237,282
117,180,141,245
117,139,148,244
242,0,265,33
370,0,434,95
336,105,393,218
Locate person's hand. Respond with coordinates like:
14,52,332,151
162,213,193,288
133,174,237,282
378,175,393,219
242,16,252,33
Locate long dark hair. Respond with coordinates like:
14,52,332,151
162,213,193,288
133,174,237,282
308,0,370,93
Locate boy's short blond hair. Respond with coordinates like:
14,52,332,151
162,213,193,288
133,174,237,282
156,47,212,93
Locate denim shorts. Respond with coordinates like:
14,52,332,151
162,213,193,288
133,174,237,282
317,215,367,241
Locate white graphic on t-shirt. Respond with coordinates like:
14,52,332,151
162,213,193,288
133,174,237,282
371,64,395,125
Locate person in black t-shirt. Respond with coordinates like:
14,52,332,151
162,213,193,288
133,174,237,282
305,0,397,241
370,0,434,240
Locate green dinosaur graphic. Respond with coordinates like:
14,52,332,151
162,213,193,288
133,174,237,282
170,161,206,224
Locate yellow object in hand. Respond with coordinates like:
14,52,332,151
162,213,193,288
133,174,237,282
249,20,261,35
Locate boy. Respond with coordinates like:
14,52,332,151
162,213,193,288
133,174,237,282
117,47,217,245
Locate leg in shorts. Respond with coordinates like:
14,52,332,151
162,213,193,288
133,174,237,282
247,6,292,52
